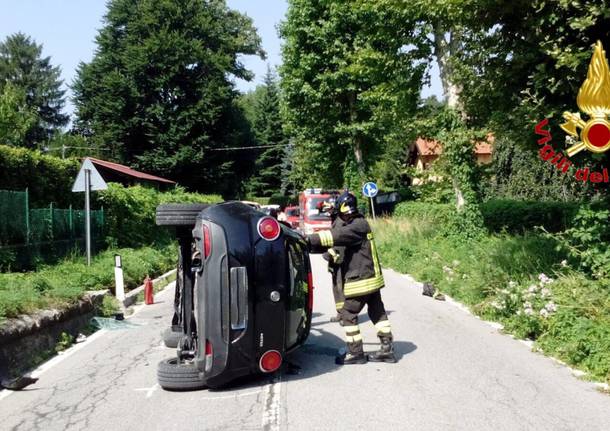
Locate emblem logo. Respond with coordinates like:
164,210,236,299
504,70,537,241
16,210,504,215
561,41,610,156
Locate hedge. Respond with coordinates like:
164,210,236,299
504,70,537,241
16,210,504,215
97,183,222,247
394,201,453,225
481,199,579,234
393,200,579,233
0,145,80,207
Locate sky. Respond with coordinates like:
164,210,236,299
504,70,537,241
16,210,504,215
0,0,442,120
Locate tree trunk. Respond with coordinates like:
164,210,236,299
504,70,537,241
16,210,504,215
348,91,365,177
433,23,462,111
453,178,465,211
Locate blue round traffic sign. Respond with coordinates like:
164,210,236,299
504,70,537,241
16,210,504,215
362,182,378,198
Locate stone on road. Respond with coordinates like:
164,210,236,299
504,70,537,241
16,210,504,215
0,255,608,430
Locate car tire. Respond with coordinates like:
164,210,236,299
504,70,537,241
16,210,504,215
157,358,206,390
156,204,211,227
162,327,182,348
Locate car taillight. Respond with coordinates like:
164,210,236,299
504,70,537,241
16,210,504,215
307,271,314,311
257,217,281,241
203,224,211,258
205,339,213,371
259,350,282,373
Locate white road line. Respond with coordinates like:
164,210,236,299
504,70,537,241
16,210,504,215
0,281,176,402
261,377,282,431
135,383,159,399
198,390,262,401
0,328,108,401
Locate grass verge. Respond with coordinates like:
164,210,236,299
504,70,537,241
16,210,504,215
372,217,610,384
0,243,176,321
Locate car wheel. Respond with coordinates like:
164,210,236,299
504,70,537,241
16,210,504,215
156,204,211,227
157,357,206,390
162,327,182,348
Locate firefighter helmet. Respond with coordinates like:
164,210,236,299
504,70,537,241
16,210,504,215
336,191,358,215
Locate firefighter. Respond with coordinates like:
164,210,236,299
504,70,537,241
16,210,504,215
308,191,396,365
321,201,346,323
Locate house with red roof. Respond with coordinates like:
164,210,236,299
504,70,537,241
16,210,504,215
407,136,494,185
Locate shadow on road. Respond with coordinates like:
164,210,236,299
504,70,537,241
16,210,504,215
200,312,417,393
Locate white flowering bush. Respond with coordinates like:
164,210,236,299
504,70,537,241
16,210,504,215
483,273,559,339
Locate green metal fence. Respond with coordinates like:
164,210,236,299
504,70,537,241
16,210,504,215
0,189,105,270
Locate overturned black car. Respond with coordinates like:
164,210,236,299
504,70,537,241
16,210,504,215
156,202,313,390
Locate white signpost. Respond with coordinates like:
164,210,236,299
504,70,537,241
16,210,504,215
72,158,108,265
114,255,125,301
362,181,379,220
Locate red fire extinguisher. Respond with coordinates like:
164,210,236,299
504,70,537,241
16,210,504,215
144,276,154,305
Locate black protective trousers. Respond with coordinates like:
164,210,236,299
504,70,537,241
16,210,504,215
340,290,389,326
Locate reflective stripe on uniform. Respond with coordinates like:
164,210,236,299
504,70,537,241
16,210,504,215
335,301,344,310
343,325,359,334
344,275,385,298
375,319,392,334
318,230,334,247
367,232,382,277
344,324,362,343
345,333,363,343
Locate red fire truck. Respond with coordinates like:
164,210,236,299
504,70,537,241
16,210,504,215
298,188,338,234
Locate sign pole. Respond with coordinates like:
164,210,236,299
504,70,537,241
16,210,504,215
362,181,379,221
72,158,108,266
85,169,91,266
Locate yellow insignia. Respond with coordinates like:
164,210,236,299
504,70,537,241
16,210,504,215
562,41,610,156
340,202,350,213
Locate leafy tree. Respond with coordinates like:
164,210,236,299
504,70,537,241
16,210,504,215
0,83,37,146
246,67,287,196
73,0,264,195
280,0,428,189
452,0,610,199
0,33,68,146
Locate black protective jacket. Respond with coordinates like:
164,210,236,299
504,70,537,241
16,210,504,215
309,214,384,298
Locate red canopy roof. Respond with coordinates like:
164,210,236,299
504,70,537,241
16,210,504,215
88,157,176,185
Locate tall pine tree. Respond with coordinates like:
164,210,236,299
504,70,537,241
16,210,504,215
0,33,68,146
247,67,288,197
73,0,264,195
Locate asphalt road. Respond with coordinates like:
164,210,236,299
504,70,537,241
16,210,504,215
1,255,609,431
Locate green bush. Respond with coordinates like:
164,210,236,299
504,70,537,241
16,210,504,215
97,183,222,247
550,204,610,279
372,216,610,383
393,202,453,225
0,244,176,321
0,145,80,207
394,199,579,234
481,199,578,234
98,295,120,317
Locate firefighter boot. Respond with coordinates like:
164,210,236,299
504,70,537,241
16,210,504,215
368,335,397,363
335,341,367,365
